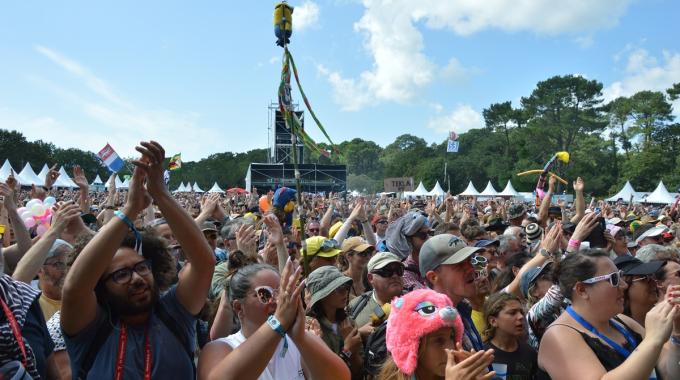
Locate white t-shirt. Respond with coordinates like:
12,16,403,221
219,330,304,380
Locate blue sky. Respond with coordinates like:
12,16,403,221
1,0,679,161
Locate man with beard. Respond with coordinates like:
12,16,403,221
61,141,215,379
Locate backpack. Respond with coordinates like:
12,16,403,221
77,303,195,379
363,321,388,377
348,291,371,321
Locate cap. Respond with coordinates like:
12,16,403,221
306,266,352,310
525,223,543,242
608,217,623,226
507,203,526,220
614,255,666,276
419,234,481,277
486,218,509,232
474,239,500,248
341,236,373,253
328,220,343,239
302,236,342,258
367,252,404,273
200,221,218,232
520,262,553,299
635,225,667,244
46,239,74,259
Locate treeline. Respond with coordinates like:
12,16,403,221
2,75,679,195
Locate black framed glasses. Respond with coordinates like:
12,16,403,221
105,260,152,285
373,265,404,278
43,261,67,270
252,286,279,304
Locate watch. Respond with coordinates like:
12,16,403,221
539,248,553,258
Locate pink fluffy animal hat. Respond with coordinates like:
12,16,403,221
386,289,464,375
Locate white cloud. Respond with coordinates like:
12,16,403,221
20,46,221,161
427,104,484,134
603,48,680,103
573,35,594,49
269,56,281,64
295,1,320,31
440,58,480,83
320,0,633,111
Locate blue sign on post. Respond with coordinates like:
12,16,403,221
447,140,459,153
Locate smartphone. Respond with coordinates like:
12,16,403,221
585,217,607,248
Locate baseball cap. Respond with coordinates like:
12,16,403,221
367,252,404,273
474,239,499,248
46,239,74,259
419,234,481,277
520,262,553,299
341,236,373,253
634,225,667,244
302,236,341,258
200,221,218,232
614,255,666,276
608,217,624,226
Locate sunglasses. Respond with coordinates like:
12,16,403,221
582,270,624,287
105,260,152,285
319,239,340,252
376,220,388,225
351,249,374,258
470,255,488,268
252,286,279,304
372,265,404,278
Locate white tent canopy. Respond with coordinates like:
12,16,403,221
412,181,429,196
458,181,480,196
479,181,498,196
37,164,49,183
18,163,43,186
54,166,78,188
207,182,224,193
119,177,130,189
498,180,520,197
108,174,125,189
91,175,104,185
0,160,16,182
192,182,204,193
173,182,186,193
428,181,445,197
606,181,637,203
644,181,675,204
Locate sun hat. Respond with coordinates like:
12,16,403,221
525,223,543,243
386,289,464,375
306,266,352,310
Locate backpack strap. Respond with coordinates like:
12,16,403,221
349,291,372,321
77,319,113,380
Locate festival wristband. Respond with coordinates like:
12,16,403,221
670,335,680,347
114,210,143,255
568,239,581,248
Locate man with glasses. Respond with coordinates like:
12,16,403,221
306,220,321,237
36,240,72,321
420,234,485,351
348,252,404,330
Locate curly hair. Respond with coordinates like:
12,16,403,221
483,292,520,341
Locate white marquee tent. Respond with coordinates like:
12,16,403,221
207,182,224,193
458,181,480,196
428,181,445,197
91,175,103,186
54,166,78,188
412,182,429,196
498,180,520,197
192,182,204,193
606,181,637,203
479,181,498,197
119,177,130,189
18,163,43,186
0,160,16,182
644,181,675,204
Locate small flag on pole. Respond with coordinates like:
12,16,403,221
447,130,459,153
163,170,170,185
97,143,125,172
169,153,182,171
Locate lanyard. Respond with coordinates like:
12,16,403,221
115,322,153,380
0,296,28,369
566,306,637,358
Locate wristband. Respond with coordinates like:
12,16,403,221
114,210,143,255
568,239,581,248
671,335,680,347
267,315,288,357
539,248,553,258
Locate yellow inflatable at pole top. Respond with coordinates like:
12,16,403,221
516,170,568,185
274,2,293,46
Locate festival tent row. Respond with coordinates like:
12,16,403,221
0,160,82,188
607,181,679,204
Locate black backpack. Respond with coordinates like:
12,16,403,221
363,321,388,377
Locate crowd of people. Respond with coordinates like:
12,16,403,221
1,140,680,379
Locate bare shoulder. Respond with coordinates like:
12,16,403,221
615,313,645,337
539,318,607,380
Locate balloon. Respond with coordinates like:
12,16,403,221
26,199,42,209
36,224,49,236
31,204,46,217
43,196,57,206
17,207,27,215
24,218,36,228
20,211,33,220
259,195,270,213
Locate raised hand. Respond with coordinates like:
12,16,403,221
72,165,89,189
51,201,82,233
131,140,168,197
0,183,16,211
571,211,600,242
274,258,304,331
5,169,18,191
123,167,152,217
573,177,584,192
445,345,496,380
236,224,258,258
45,164,60,189
541,221,563,255
263,214,284,246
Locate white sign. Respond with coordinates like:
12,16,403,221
447,140,459,153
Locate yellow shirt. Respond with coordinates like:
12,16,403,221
471,309,487,342
39,293,61,322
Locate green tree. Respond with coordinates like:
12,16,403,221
628,90,673,147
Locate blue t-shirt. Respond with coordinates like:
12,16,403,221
65,286,196,379
23,297,54,378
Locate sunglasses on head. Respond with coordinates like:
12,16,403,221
253,286,279,304
319,239,340,252
582,270,624,287
373,264,404,278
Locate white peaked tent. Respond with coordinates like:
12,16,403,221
91,175,103,185
119,177,130,189
192,182,204,193
645,181,675,204
480,181,498,196
18,163,43,186
428,181,445,197
412,182,429,196
108,174,125,189
498,180,520,197
0,160,16,182
606,181,637,202
458,181,480,196
173,182,186,193
54,166,78,188
207,182,224,193
37,164,49,183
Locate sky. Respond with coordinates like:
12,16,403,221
1,0,679,161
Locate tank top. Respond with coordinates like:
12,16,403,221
219,330,305,380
